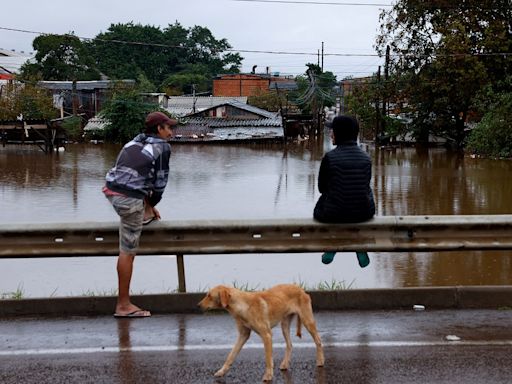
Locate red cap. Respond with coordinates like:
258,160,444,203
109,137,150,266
145,112,178,129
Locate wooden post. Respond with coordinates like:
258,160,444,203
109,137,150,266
176,254,186,293
321,41,324,72
375,66,381,144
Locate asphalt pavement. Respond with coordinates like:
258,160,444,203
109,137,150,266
1,309,512,383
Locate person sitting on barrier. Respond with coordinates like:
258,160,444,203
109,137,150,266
103,111,176,318
314,115,375,267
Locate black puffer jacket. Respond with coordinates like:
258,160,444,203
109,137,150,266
314,141,375,223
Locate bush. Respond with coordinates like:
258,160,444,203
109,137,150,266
466,92,512,158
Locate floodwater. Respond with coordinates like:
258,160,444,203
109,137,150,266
1,136,512,298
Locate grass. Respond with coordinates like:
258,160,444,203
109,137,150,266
0,284,25,300
294,278,355,291
0,278,355,300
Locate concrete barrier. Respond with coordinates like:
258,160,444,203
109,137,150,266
1,286,511,317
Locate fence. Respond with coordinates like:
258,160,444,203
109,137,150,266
1,215,512,292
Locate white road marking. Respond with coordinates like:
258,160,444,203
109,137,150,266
1,340,512,356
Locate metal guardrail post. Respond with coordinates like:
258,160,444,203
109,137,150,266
176,254,186,293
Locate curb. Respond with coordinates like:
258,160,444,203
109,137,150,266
1,286,511,317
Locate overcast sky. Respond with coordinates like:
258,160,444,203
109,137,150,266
1,0,391,79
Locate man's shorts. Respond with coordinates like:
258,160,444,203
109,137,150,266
106,195,144,254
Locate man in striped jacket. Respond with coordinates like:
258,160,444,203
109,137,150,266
103,111,176,318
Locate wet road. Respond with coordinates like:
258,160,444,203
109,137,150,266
1,310,512,383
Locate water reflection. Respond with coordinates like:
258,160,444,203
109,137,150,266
1,141,512,294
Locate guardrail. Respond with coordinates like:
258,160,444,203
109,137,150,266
1,215,512,292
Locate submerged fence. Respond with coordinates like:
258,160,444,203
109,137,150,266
1,215,512,292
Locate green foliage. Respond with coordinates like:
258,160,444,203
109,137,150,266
344,79,378,137
61,116,82,141
90,22,242,90
136,73,157,93
466,91,512,158
248,90,285,112
100,83,174,143
377,0,512,147
101,89,154,143
0,83,57,120
20,33,100,81
162,64,210,95
0,284,25,300
289,64,337,114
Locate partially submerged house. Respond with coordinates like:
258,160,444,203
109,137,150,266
174,100,283,142
166,96,248,117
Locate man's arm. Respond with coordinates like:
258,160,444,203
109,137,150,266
147,147,171,207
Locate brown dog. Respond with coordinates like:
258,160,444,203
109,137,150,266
198,284,324,382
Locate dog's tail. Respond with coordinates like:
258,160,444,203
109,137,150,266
296,315,302,338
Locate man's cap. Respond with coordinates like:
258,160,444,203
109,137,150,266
145,111,178,129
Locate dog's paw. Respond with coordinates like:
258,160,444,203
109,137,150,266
214,369,226,377
262,372,273,382
279,361,289,370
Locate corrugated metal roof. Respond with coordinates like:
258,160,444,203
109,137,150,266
83,115,109,131
185,116,282,128
166,96,248,117
0,56,34,74
185,100,278,120
38,80,135,91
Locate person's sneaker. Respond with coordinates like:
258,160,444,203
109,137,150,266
356,251,370,268
321,251,336,264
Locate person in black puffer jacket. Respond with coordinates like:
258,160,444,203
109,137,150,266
314,115,375,265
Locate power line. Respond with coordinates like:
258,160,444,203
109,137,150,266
1,26,510,59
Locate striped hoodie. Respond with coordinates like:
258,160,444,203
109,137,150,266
105,133,171,207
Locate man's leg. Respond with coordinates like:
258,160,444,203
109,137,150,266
110,196,149,317
115,251,149,316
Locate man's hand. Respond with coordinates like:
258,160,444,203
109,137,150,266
151,206,161,220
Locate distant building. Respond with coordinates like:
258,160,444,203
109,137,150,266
140,93,169,109
340,76,373,98
175,100,283,141
0,48,34,83
38,80,135,119
213,72,296,97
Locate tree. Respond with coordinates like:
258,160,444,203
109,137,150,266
466,77,512,157
377,0,512,147
100,82,174,143
0,82,57,120
248,90,286,112
90,22,242,90
19,33,100,81
161,63,211,95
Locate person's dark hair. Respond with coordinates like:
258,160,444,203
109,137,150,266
144,111,177,134
330,115,359,142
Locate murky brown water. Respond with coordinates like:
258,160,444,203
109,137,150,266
1,138,511,297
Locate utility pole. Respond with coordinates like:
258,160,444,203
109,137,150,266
192,84,197,113
72,80,78,117
321,42,324,72
375,66,381,145
384,45,390,117
317,49,320,67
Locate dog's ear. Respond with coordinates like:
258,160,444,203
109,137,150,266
219,288,231,308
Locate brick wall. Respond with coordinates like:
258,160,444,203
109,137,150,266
213,74,271,97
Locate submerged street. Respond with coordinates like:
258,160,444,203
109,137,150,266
1,310,512,383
